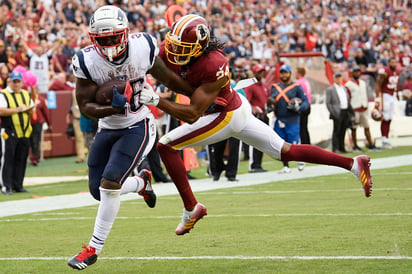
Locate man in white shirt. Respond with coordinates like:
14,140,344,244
345,65,379,151
23,40,61,93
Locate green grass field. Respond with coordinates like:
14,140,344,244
0,147,411,273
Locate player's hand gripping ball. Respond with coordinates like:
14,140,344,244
95,79,130,105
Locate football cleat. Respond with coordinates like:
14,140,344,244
353,145,363,152
278,166,291,174
352,155,373,197
176,203,207,235
68,245,98,270
382,142,393,149
368,144,381,152
137,169,156,208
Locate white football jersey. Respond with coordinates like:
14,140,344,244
72,32,159,129
27,49,52,85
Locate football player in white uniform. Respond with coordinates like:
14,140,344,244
68,5,193,270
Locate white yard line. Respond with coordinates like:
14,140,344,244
1,155,411,218
0,256,411,261
2,212,412,223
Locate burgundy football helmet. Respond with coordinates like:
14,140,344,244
164,14,210,65
89,5,129,62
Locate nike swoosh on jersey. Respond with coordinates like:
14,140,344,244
128,125,140,129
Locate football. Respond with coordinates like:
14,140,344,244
289,97,302,105
95,79,127,105
371,102,383,121
371,108,383,121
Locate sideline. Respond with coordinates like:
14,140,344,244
1,155,412,218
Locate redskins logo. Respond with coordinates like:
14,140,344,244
197,24,209,41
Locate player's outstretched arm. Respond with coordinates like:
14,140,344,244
149,56,195,96
140,74,227,124
75,78,124,119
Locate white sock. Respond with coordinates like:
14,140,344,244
89,187,121,254
120,176,144,195
350,157,358,175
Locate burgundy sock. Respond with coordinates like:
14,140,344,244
381,120,391,138
281,144,353,170
157,143,197,210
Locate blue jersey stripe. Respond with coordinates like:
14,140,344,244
76,51,92,80
142,33,155,65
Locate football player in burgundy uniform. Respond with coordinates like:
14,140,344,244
375,57,401,148
139,14,374,236
68,6,193,270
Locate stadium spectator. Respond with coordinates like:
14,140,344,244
244,63,270,173
345,65,379,152
326,71,354,154
0,40,8,68
29,90,51,166
14,43,29,68
295,67,311,146
22,39,61,93
0,64,11,88
66,87,85,164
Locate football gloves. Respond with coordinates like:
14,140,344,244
111,86,127,109
139,83,159,106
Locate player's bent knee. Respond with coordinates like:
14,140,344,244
157,142,174,153
100,178,121,190
89,180,101,201
281,142,292,154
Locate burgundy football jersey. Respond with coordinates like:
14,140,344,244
159,46,242,113
378,66,401,95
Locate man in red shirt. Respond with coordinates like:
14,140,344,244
30,92,51,165
244,63,270,172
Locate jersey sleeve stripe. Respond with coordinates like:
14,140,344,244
142,33,155,65
76,51,92,80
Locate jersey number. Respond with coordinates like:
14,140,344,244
387,75,399,90
129,78,145,113
216,64,230,80
116,78,145,115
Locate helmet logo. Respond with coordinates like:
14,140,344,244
197,24,209,41
164,14,210,66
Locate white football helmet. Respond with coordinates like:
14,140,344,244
89,5,129,61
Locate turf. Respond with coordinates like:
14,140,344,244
0,148,411,273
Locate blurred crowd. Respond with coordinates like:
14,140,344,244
0,0,411,89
